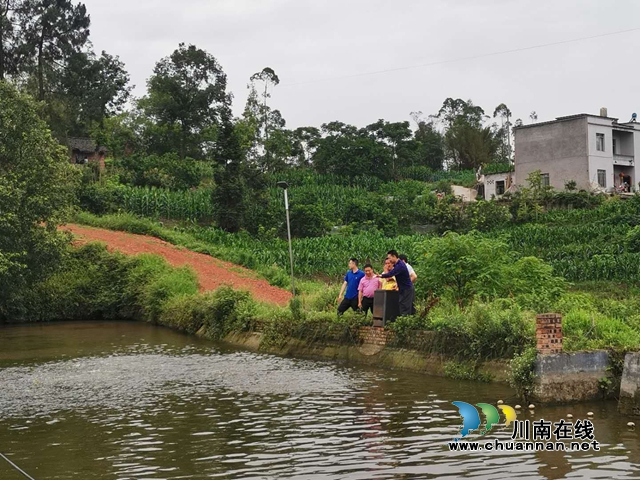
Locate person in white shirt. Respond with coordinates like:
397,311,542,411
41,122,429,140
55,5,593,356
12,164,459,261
399,254,417,283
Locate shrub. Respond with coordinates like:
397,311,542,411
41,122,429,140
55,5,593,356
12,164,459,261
466,200,511,231
420,233,566,306
426,299,535,359
288,203,332,238
444,360,493,383
626,226,640,253
138,265,199,322
508,346,537,401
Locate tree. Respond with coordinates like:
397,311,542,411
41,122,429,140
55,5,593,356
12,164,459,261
434,98,498,170
239,67,291,172
139,43,231,159
366,119,413,179
434,97,485,130
291,126,320,167
250,67,279,162
0,0,18,80
17,0,90,100
411,112,445,170
0,81,78,319
313,121,392,181
62,50,131,135
529,111,538,123
493,103,512,163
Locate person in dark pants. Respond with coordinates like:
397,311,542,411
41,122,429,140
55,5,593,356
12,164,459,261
377,250,414,316
399,254,417,315
337,258,365,315
358,264,381,317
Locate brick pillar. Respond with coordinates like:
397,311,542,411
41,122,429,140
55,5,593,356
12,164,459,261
536,313,563,354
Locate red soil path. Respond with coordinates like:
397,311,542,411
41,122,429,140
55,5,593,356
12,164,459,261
62,224,292,306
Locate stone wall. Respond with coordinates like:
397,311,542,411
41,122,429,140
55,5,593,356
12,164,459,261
619,352,640,416
532,351,610,404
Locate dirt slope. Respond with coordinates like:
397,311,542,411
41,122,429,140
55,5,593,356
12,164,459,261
62,224,292,306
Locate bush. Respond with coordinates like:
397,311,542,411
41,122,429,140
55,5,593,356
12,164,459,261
420,232,566,306
508,346,537,400
466,200,511,231
626,226,640,253
288,203,332,238
444,360,493,382
114,153,216,190
137,263,199,322
427,299,535,359
10,243,134,322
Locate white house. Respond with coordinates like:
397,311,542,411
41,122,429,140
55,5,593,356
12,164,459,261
514,108,640,192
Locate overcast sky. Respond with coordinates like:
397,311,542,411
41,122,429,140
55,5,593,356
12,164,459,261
82,0,640,129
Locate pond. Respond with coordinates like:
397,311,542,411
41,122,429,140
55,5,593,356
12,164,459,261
0,321,638,479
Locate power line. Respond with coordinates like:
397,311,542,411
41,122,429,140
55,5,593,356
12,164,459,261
281,26,640,87
0,453,36,480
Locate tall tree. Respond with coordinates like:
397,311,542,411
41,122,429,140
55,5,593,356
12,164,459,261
366,119,413,179
412,119,445,170
493,103,512,163
0,81,78,319
434,98,498,169
249,67,279,162
313,121,392,181
139,43,231,159
0,0,18,80
18,0,90,100
291,126,320,167
62,50,131,135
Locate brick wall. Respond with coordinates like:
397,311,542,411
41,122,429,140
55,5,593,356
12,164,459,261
358,326,395,347
536,313,563,354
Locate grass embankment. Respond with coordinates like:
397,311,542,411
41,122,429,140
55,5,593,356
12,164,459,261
70,211,640,358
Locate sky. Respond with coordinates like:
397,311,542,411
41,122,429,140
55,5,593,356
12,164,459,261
82,0,640,129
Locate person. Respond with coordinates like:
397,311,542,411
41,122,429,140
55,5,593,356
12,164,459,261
399,254,417,314
380,259,398,291
358,264,381,317
399,254,417,283
377,250,414,316
337,258,365,315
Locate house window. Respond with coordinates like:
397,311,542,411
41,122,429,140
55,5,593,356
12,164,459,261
613,138,617,154
496,180,505,195
541,173,550,187
596,133,605,152
597,169,606,188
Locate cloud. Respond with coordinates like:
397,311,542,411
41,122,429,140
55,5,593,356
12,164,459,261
82,0,640,128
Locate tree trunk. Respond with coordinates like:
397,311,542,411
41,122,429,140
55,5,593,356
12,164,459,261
0,1,6,80
38,31,44,100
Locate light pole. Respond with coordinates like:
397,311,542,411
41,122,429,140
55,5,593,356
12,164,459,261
276,181,296,296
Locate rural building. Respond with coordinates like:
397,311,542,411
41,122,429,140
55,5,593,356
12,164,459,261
514,109,640,192
478,171,515,199
67,137,107,170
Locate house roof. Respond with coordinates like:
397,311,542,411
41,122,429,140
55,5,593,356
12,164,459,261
67,137,107,153
513,113,635,130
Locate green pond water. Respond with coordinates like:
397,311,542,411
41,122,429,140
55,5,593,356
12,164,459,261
0,321,638,479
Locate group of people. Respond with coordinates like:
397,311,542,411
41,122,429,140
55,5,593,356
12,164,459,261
336,250,417,318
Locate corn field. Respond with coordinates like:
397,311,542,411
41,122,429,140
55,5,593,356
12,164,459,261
119,186,214,222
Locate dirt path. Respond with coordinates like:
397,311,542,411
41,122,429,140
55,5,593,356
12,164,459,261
62,224,292,306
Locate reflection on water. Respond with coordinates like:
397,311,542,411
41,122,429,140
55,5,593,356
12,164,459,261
0,321,638,479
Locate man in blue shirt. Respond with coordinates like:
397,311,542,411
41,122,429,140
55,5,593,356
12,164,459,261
337,258,365,315
378,250,414,317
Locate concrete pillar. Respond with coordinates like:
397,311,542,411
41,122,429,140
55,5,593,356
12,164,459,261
619,352,640,416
